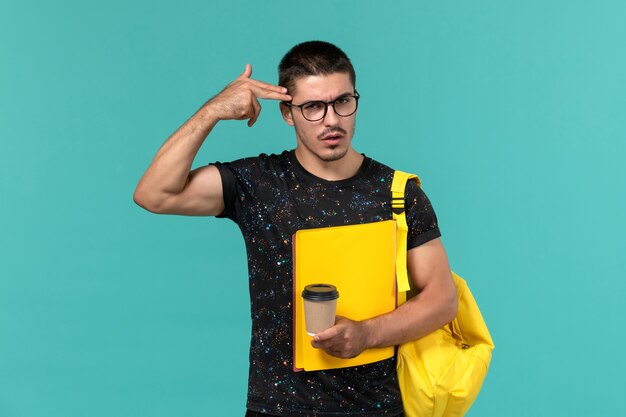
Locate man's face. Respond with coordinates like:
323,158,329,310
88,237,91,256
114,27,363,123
281,72,357,164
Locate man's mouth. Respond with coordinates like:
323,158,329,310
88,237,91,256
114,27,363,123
322,133,342,142
321,136,342,147
319,128,347,145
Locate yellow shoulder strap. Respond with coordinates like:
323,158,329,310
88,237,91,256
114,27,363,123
391,170,421,295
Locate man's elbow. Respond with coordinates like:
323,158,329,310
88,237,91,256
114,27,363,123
433,279,458,326
443,285,459,323
133,188,165,214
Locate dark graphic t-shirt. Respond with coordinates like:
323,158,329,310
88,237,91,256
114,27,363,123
213,150,440,417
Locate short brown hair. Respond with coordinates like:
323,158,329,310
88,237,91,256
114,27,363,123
278,41,356,94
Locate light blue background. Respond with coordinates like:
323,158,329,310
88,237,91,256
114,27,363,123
2,1,625,416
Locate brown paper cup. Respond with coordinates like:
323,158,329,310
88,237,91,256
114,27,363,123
302,284,339,336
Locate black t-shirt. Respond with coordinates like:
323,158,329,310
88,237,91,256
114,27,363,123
214,150,440,417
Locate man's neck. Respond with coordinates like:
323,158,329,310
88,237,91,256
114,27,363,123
294,148,365,181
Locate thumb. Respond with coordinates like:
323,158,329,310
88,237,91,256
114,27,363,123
313,323,341,342
239,63,252,79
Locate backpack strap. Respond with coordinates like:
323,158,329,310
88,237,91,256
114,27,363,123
391,170,421,295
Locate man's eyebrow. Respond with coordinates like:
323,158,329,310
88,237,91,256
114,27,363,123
305,92,354,102
334,91,354,99
335,91,354,100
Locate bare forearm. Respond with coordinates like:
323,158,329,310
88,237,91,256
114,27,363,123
362,239,458,349
310,229,457,359
363,281,458,348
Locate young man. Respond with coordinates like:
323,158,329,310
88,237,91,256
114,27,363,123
134,41,457,417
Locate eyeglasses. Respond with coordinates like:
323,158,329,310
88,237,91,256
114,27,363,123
284,91,360,122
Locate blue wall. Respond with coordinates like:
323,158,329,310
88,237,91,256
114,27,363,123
2,1,625,416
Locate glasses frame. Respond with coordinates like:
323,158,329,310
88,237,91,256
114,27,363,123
283,91,360,122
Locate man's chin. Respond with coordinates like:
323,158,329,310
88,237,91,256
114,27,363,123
318,147,349,162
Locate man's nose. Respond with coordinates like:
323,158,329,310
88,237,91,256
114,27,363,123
323,104,340,125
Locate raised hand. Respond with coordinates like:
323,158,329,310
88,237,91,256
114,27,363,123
134,64,292,216
207,64,292,127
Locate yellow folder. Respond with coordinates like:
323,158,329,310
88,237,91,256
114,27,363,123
293,220,398,371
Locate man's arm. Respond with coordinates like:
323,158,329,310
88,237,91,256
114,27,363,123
311,237,457,358
133,64,292,216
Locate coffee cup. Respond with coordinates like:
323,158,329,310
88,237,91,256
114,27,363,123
302,284,339,336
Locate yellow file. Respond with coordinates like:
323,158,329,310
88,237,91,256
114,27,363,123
293,220,398,371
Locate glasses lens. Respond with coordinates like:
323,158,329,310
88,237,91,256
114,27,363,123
302,102,326,121
334,96,358,116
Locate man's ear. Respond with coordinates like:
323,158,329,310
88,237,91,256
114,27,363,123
280,102,294,126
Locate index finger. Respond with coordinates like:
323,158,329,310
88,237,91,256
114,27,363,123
246,83,290,101
253,88,292,102
313,322,342,342
241,75,286,91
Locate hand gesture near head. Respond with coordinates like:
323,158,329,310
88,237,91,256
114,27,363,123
134,63,291,216
207,64,292,127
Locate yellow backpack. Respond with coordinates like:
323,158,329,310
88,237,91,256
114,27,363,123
391,171,495,417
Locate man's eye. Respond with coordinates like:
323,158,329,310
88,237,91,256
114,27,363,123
336,97,350,105
303,102,324,111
